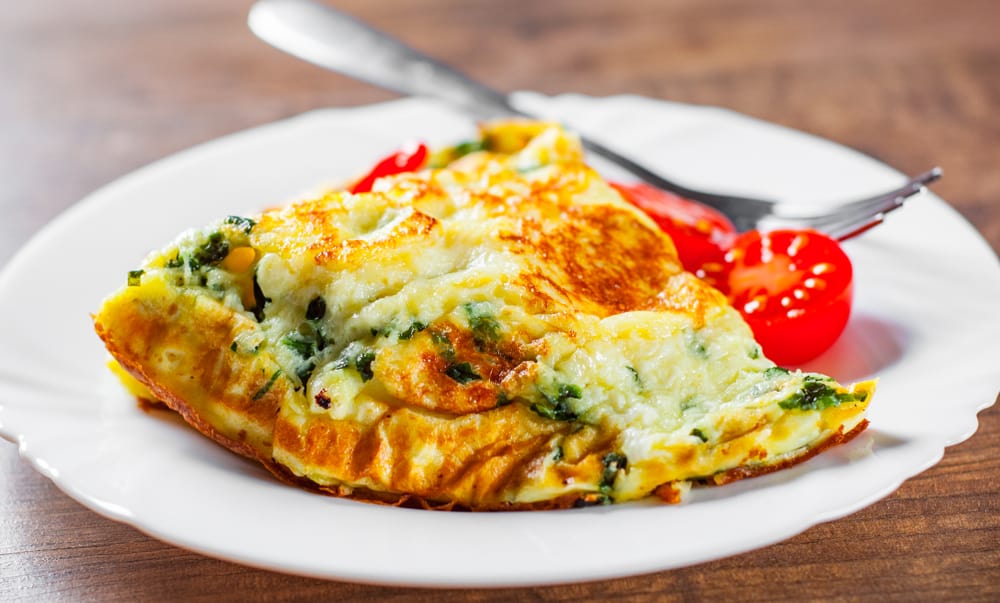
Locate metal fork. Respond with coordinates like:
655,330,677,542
247,0,942,240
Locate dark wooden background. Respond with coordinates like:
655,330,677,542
2,0,998,600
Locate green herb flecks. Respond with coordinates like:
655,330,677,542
281,322,330,386
293,361,316,385
626,366,641,387
429,329,457,362
428,139,486,168
251,369,282,401
453,140,485,157
464,302,501,349
224,215,257,234
331,343,377,382
281,331,316,358
127,270,144,287
531,383,582,422
765,366,791,378
281,330,316,385
356,349,376,382
166,253,184,268
189,232,229,270
398,320,427,340
690,428,709,443
444,362,481,384
250,271,269,322
779,378,866,411
600,452,627,495
686,329,709,358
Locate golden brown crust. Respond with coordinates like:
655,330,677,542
705,419,870,486
260,418,873,511
93,287,285,468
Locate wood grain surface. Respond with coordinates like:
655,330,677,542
2,0,998,600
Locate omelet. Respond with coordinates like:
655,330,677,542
93,121,872,510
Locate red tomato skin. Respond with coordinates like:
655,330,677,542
350,143,428,194
727,229,854,366
742,279,853,365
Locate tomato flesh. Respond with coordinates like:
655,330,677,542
726,229,853,365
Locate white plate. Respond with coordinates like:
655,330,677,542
1,94,998,587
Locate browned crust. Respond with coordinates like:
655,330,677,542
270,420,870,511
267,418,872,511
266,463,589,512
95,317,271,468
704,419,870,486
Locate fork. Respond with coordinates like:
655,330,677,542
247,0,942,240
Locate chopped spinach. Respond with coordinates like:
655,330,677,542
444,361,481,384
464,302,501,348
690,428,709,442
765,366,791,378
530,383,582,422
224,215,257,234
779,379,866,411
600,452,627,495
189,232,229,269
429,329,456,362
452,140,485,157
127,270,143,286
281,330,317,359
280,321,330,386
294,360,316,385
356,349,376,382
398,320,427,340
250,271,269,322
686,329,709,358
251,369,282,401
331,343,377,382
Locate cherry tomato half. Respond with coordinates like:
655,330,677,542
349,142,429,194
726,229,853,365
611,183,737,285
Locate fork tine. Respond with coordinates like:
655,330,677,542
781,167,942,237
828,213,887,241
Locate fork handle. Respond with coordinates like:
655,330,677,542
249,0,522,120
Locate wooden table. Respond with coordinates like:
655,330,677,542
3,0,998,600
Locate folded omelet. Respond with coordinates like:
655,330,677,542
94,121,872,510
